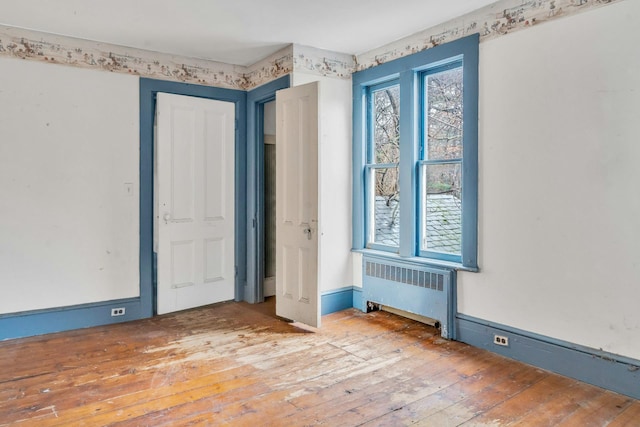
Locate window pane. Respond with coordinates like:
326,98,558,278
425,67,463,161
371,167,400,247
373,85,400,164
421,163,462,254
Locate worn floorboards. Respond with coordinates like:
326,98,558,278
0,298,637,426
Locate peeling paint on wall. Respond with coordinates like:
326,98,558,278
356,0,625,70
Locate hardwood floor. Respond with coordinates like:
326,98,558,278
0,299,637,426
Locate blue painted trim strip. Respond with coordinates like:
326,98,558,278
352,83,366,250
456,313,640,400
0,298,144,340
321,287,355,315
352,288,365,312
353,248,478,272
398,69,417,257
246,76,290,304
460,35,479,270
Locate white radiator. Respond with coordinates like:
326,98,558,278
362,255,456,339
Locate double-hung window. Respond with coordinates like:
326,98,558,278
353,34,479,269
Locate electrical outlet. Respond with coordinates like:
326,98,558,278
111,307,126,316
494,334,509,346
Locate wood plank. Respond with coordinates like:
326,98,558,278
458,374,579,426
0,300,636,427
607,401,640,427
556,390,636,427
361,359,548,426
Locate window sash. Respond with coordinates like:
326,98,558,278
365,164,400,251
418,62,464,262
418,160,463,262
367,80,401,165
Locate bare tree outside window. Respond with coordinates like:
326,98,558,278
371,85,400,247
422,67,463,254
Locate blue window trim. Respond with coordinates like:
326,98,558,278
352,33,479,270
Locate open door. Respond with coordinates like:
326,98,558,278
155,93,235,315
275,82,320,327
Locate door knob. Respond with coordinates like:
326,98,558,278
163,213,171,224
303,227,312,240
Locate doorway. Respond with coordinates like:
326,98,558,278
245,75,290,304
262,100,277,298
139,78,247,316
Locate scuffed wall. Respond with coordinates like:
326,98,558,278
457,0,640,360
0,56,140,313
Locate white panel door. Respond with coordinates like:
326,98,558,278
156,93,235,315
275,82,320,327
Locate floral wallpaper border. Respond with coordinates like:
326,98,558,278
356,0,624,70
0,24,297,91
293,45,356,79
0,0,625,89
0,24,353,90
245,46,294,89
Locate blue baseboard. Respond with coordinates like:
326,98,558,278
321,287,355,315
0,298,147,341
456,314,640,400
352,287,366,312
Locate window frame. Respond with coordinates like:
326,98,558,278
352,34,479,270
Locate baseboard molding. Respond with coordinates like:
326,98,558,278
0,298,147,341
456,313,640,400
321,287,357,315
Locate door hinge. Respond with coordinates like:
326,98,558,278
252,218,257,228
235,266,238,277
235,119,238,130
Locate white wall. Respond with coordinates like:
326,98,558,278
458,0,640,360
0,57,140,314
293,73,353,292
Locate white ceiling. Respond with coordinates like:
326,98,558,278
1,0,497,66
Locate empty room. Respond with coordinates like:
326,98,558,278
0,0,639,425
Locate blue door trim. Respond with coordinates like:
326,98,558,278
140,78,247,305
245,76,290,304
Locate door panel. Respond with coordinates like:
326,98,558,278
170,107,196,222
156,93,235,315
170,240,195,289
275,82,320,327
